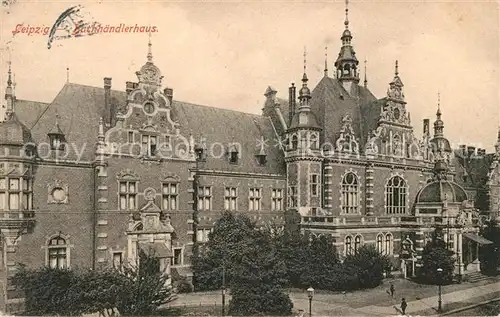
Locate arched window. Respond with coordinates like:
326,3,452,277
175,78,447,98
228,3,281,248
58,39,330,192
310,134,319,150
291,135,298,150
345,236,352,256
47,235,69,269
385,233,393,255
376,234,384,254
354,235,362,254
341,172,359,214
385,176,407,214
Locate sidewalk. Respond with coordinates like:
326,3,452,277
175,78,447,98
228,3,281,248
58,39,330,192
353,281,500,316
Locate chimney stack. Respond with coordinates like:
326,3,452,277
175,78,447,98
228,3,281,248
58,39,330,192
477,148,486,156
459,144,466,156
288,83,296,126
126,81,136,95
164,88,173,105
104,77,112,127
423,119,430,136
467,146,476,158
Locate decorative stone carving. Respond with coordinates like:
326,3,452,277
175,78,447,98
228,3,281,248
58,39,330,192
47,180,69,204
336,115,359,154
116,169,139,180
160,173,181,182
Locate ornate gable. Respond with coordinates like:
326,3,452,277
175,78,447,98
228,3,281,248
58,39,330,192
336,114,360,154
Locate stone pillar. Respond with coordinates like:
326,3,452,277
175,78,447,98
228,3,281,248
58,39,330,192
323,163,333,211
457,232,464,277
365,162,374,216
415,231,424,270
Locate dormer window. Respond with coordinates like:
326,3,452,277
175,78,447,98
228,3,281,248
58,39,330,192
230,151,238,164
195,138,207,162
48,133,66,151
228,144,239,164
141,134,157,157
256,153,267,166
48,114,66,151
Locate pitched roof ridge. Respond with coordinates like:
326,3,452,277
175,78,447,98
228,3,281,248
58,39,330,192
174,100,263,118
30,83,76,130
15,99,50,106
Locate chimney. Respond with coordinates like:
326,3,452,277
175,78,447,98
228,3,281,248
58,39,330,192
467,146,476,158
477,148,486,156
288,83,296,126
104,77,112,126
423,119,430,136
459,144,466,156
126,81,135,95
164,87,173,105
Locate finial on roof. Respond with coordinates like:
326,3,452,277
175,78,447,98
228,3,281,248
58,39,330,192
6,60,12,88
324,46,328,77
344,0,349,29
437,91,441,117
364,59,368,88
303,46,307,74
66,67,69,83
395,60,399,76
147,31,153,62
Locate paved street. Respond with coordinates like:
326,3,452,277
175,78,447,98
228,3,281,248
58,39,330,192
167,277,500,316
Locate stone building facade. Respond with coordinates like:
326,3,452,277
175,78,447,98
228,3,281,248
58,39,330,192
0,3,498,313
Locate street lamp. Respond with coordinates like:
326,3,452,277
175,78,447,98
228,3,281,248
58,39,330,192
221,261,226,316
437,268,443,313
307,287,314,317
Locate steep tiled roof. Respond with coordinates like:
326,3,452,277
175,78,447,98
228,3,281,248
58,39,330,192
309,76,378,148
14,83,284,175
173,101,285,175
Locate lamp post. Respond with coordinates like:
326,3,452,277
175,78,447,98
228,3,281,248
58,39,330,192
307,287,314,317
221,261,226,316
437,268,443,313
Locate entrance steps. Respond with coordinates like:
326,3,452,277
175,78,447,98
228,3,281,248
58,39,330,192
464,271,492,283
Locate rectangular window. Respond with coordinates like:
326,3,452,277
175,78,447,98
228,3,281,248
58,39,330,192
288,186,298,208
162,182,178,211
249,188,261,211
142,135,157,156
197,186,212,211
49,247,67,269
224,187,238,211
197,228,212,242
172,248,183,266
0,178,5,190
9,178,19,190
310,174,319,197
271,189,283,211
0,193,5,210
119,181,137,210
128,131,134,143
112,252,123,269
9,193,19,210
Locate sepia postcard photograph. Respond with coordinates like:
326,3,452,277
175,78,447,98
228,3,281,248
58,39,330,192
0,0,500,316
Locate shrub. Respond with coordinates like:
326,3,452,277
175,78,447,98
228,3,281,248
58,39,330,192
175,276,194,293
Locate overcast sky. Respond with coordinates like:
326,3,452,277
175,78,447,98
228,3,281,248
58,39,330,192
0,0,499,151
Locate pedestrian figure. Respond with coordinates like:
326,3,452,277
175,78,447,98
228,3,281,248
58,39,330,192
401,298,407,315
390,283,395,298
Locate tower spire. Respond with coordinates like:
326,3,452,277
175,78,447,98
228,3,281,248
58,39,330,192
298,47,311,106
4,48,14,120
364,59,368,88
334,0,359,90
324,46,328,77
395,60,399,76
303,46,307,75
147,31,153,63
344,0,349,29
66,67,70,83
434,92,444,137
